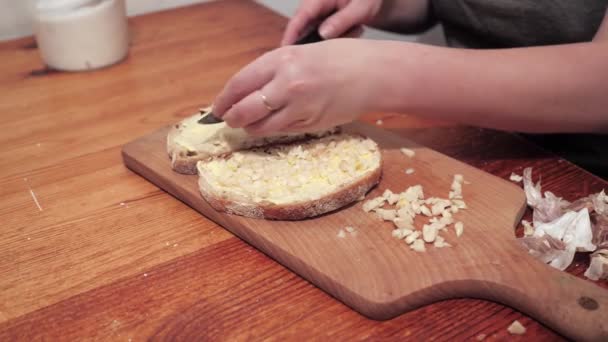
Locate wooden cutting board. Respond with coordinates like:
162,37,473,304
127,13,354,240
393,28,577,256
122,122,608,341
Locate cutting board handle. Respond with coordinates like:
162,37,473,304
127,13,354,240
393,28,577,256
487,244,608,341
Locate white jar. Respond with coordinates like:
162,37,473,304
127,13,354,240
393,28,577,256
31,0,129,71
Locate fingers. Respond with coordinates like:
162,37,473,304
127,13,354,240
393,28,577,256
213,51,277,117
244,109,293,136
319,0,373,38
282,1,326,46
222,79,286,128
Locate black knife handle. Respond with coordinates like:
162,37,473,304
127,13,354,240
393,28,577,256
293,10,338,45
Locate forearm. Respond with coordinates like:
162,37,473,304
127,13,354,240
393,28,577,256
368,0,435,34
373,41,608,133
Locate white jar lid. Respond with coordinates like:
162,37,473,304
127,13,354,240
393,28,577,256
35,0,102,13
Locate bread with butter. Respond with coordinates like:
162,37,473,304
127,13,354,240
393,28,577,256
167,107,338,174
196,133,383,220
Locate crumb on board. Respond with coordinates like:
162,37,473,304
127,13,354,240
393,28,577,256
455,222,464,237
509,172,523,183
405,168,415,175
507,320,526,335
400,148,416,158
337,229,346,238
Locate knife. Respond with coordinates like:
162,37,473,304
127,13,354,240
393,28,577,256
198,11,337,125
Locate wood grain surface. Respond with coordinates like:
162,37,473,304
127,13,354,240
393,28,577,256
123,121,608,340
0,0,607,340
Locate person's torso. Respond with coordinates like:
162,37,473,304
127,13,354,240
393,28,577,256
431,0,608,48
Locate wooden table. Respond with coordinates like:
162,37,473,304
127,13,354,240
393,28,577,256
1,1,606,340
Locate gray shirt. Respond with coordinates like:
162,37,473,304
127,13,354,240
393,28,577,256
432,0,608,48
429,0,608,178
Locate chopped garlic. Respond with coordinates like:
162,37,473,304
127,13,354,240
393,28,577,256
345,226,357,234
434,235,451,248
422,224,438,243
400,148,416,158
387,193,400,205
394,217,414,230
420,205,432,217
376,119,383,125
452,199,467,209
439,215,454,226
405,231,420,244
363,197,385,212
397,206,414,219
376,208,397,221
507,320,526,335
510,172,523,183
431,201,450,216
410,239,426,252
392,228,413,239
412,201,422,214
455,222,464,237
337,229,346,238
405,168,415,175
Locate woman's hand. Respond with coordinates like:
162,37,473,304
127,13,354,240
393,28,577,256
212,39,388,136
281,0,383,45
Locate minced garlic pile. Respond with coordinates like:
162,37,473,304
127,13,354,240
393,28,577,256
363,173,467,252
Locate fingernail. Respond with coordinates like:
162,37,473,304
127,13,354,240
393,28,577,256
319,24,334,39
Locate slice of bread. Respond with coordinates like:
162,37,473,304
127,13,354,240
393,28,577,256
167,107,338,174
196,133,383,220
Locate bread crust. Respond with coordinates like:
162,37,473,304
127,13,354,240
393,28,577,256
197,157,383,221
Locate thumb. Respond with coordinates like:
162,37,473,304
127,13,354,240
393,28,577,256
319,1,374,39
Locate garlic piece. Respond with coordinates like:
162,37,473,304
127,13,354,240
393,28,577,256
507,320,526,335
420,205,432,217
362,197,385,212
422,224,438,243
405,168,415,175
455,221,464,237
400,148,416,158
392,228,413,239
405,231,421,245
337,229,346,238
410,239,426,252
452,199,467,209
387,193,400,205
434,235,451,248
509,172,523,183
376,208,397,221
394,217,414,230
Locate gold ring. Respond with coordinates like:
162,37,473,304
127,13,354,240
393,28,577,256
260,92,278,111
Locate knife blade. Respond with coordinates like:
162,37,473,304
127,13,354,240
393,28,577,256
198,10,338,125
